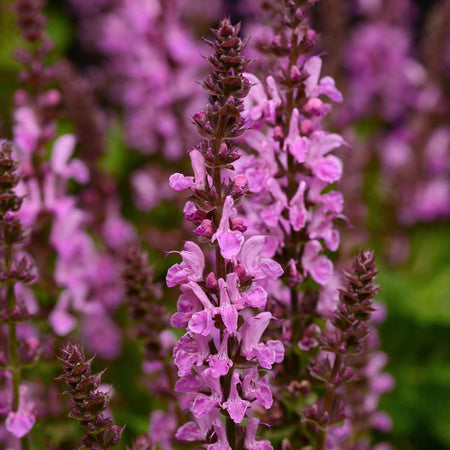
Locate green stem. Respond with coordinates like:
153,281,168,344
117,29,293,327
6,243,29,449
317,354,342,450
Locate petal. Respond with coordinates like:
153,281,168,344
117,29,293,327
188,310,213,336
190,149,206,189
192,394,219,418
176,422,205,441
166,264,189,287
289,136,307,163
312,155,343,183
218,232,244,259
51,134,76,173
260,258,283,278
226,400,249,423
310,255,333,285
244,286,267,309
6,411,35,438
318,76,343,103
221,305,238,333
169,173,194,191
304,56,323,95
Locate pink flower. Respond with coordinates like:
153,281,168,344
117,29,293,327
308,206,340,251
186,282,216,336
301,240,333,285
173,334,210,377
207,332,233,377
242,368,273,409
289,181,309,231
51,134,89,183
48,291,77,336
5,385,35,438
244,418,273,450
241,312,284,369
13,106,40,155
221,373,250,423
283,108,307,163
211,196,244,259
102,204,136,249
217,279,238,333
169,149,207,191
304,131,346,183
205,420,231,449
304,56,343,103
166,241,205,287
240,236,283,280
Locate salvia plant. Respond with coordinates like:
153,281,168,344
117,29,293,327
8,0,450,447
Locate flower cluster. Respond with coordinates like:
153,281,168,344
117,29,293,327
0,0,401,448
123,246,180,448
56,342,124,449
236,0,345,393
303,250,391,449
0,140,38,445
225,1,395,447
238,0,345,296
168,18,284,448
12,0,134,359
327,0,450,249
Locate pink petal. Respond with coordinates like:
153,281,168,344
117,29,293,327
217,232,244,259
312,155,343,183
169,173,194,191
6,411,35,438
188,310,213,336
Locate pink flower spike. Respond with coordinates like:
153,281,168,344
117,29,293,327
222,373,250,424
6,385,35,438
211,196,244,259
302,240,333,285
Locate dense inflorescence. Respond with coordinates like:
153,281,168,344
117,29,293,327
168,18,284,449
0,140,38,446
304,250,380,449
0,0,405,448
56,342,123,449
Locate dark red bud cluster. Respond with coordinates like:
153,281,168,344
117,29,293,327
194,18,251,151
123,246,168,363
56,342,124,449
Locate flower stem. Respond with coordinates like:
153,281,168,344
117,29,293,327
6,242,29,450
213,115,227,280
317,354,342,450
